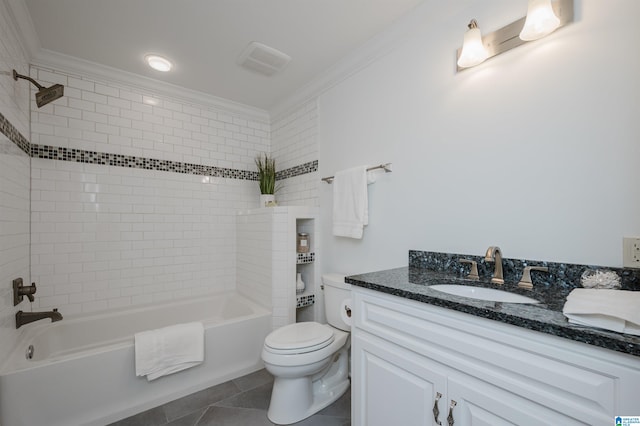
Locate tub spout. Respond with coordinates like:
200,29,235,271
16,308,62,329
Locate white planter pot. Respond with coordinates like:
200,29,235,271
260,194,276,207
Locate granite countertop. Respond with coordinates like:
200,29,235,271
346,266,640,357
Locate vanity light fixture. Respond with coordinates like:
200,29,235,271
456,20,489,69
455,0,573,72
145,54,173,72
520,0,561,41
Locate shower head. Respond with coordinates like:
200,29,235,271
35,84,64,108
12,69,65,108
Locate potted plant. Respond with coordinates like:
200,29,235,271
255,153,280,207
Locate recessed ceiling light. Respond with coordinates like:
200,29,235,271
145,54,172,72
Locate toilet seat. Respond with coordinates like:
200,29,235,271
264,322,334,355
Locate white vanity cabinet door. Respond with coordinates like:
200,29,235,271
446,374,587,426
352,330,447,426
352,287,640,426
353,331,588,426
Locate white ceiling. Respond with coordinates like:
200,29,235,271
24,0,424,111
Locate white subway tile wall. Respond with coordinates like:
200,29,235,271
30,66,270,169
271,100,319,207
237,208,312,330
30,158,257,314
237,209,274,311
0,0,31,362
270,210,298,329
29,66,271,314
0,142,30,359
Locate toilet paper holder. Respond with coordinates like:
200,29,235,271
344,305,351,318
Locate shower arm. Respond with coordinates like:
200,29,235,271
12,69,45,90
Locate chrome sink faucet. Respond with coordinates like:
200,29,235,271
484,246,504,285
16,309,63,329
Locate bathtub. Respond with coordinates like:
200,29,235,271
0,291,271,426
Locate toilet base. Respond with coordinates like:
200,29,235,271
267,346,350,425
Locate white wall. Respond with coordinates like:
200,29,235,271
0,0,31,362
318,0,640,275
29,66,271,314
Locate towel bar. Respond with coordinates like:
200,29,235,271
321,163,392,183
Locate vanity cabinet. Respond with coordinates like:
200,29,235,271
352,287,640,426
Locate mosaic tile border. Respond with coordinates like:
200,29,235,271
296,252,315,264
296,294,315,308
0,112,30,156
2,112,318,181
31,144,259,180
276,160,318,180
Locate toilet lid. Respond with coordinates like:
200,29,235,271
265,322,334,354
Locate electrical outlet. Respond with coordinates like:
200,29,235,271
623,237,640,268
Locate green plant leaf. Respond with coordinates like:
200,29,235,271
255,153,279,194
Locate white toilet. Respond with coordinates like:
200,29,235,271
262,273,352,425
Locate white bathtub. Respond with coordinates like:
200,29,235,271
0,291,271,426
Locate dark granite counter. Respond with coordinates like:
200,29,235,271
346,251,640,358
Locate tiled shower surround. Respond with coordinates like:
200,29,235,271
0,0,31,363
30,159,254,313
270,100,320,207
24,66,318,315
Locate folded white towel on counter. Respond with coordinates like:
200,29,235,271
562,289,640,336
135,322,205,381
332,166,374,239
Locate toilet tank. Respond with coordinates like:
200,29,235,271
322,274,352,331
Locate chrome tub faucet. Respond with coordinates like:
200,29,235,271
484,246,504,285
16,309,63,329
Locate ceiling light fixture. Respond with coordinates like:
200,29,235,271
455,0,573,73
145,54,173,72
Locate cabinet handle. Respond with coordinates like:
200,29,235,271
432,392,442,425
447,400,457,426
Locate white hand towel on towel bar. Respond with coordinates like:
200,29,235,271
332,166,376,239
135,322,205,381
562,289,640,336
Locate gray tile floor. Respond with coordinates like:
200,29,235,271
108,369,351,426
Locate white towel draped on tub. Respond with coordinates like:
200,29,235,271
332,166,376,239
135,322,205,381
562,289,640,336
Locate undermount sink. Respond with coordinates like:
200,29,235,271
430,284,540,304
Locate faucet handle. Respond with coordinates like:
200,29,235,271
518,266,549,290
458,259,479,281
13,278,36,306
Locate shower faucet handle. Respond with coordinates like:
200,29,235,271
13,278,37,306
458,259,479,281
517,266,549,290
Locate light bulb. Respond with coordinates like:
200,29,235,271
519,0,560,41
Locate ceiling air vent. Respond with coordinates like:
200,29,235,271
237,42,291,76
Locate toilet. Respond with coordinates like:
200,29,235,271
262,273,352,425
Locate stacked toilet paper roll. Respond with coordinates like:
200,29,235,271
340,298,352,326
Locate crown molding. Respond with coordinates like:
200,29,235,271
269,42,396,122
4,0,41,59
268,1,436,121
31,49,270,122
268,0,473,121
